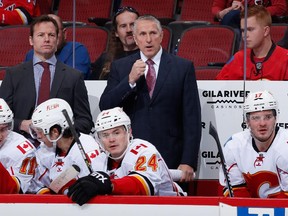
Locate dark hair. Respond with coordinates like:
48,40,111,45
50,124,73,139
112,6,139,30
30,15,59,37
99,6,139,79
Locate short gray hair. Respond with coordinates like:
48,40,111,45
133,15,162,34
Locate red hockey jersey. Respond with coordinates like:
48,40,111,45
0,0,41,25
216,45,288,80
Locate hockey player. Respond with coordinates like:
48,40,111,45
68,107,185,206
29,98,101,194
0,98,36,194
0,0,41,26
219,90,288,198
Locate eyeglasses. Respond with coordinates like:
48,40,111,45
115,6,139,17
248,114,275,122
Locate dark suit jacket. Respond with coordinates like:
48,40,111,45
99,51,202,170
0,60,94,135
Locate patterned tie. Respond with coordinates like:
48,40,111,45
37,62,51,105
146,59,156,98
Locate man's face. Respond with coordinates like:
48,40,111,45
240,16,269,49
133,19,163,59
0,123,11,147
29,125,54,148
115,11,138,51
98,126,130,159
29,21,58,60
247,110,276,142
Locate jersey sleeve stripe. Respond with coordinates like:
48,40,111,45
11,176,21,193
128,171,154,195
37,187,51,194
14,8,29,24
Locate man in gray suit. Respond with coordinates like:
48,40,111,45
99,15,202,184
0,15,93,144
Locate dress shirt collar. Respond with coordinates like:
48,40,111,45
33,55,57,66
140,47,162,67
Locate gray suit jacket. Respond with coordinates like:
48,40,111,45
0,60,93,135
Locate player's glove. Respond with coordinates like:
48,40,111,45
67,171,112,206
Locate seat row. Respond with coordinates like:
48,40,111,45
41,0,288,26
41,0,214,26
0,22,287,80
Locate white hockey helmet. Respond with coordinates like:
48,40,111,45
0,98,13,125
95,107,131,133
243,90,278,116
31,98,73,136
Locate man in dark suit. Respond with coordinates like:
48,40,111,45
0,15,93,142
99,15,202,183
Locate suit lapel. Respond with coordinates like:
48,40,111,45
128,53,147,93
129,52,141,68
128,53,151,101
50,61,65,97
24,61,37,104
150,52,171,102
130,51,171,103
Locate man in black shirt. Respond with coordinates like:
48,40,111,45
89,6,139,80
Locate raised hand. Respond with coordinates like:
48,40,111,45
128,59,146,85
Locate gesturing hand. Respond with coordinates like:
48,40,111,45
129,59,146,85
67,171,112,206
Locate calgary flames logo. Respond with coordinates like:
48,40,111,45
243,171,279,197
254,153,265,167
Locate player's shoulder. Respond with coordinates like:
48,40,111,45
277,127,288,135
4,132,36,158
79,133,100,150
70,133,100,160
131,138,156,147
274,127,288,148
225,130,251,149
271,128,288,161
271,45,288,60
128,139,158,155
79,133,96,142
35,143,55,159
275,45,288,54
229,49,246,62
